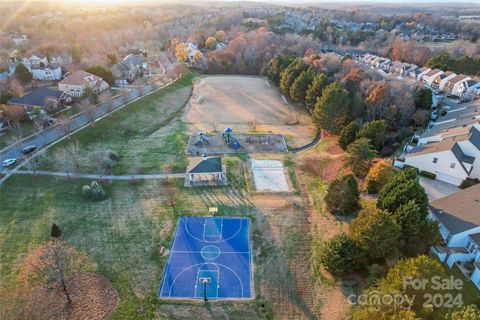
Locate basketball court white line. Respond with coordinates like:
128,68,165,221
184,218,243,244
168,262,245,298
194,267,219,299
202,217,224,241
171,250,250,254
161,218,252,299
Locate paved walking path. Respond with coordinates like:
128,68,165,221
290,131,321,154
13,170,186,180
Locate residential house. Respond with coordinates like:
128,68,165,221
112,54,150,85
9,87,71,115
412,67,431,81
429,184,480,290
403,124,480,186
404,64,419,78
186,43,202,62
388,61,415,76
215,42,227,50
31,63,62,81
58,70,109,97
184,155,227,187
49,54,72,65
456,80,480,101
111,63,135,85
444,75,472,96
389,61,404,74
428,102,480,133
422,69,444,86
431,71,457,91
10,34,27,46
22,52,48,68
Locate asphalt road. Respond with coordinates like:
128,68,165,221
0,77,173,175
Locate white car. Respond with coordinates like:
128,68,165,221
2,158,17,167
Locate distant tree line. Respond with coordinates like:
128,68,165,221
426,52,480,76
268,54,433,168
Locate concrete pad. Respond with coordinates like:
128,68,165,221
250,159,289,192
419,176,460,201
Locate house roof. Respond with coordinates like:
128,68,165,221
430,184,480,234
451,143,475,174
407,134,469,157
31,52,46,59
470,126,480,150
187,157,222,173
415,67,430,75
424,69,443,77
59,70,102,86
465,80,479,88
123,54,144,66
428,104,480,132
9,87,65,108
470,233,480,246
447,74,470,85
30,63,60,71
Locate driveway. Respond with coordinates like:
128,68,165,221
419,176,460,201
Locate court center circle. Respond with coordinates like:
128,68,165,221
201,245,221,260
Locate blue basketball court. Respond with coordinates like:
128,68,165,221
158,217,253,300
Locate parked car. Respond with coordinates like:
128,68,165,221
2,158,17,167
22,145,37,155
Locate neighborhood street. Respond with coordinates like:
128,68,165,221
0,73,177,178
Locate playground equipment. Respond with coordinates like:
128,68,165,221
222,128,240,150
194,132,209,146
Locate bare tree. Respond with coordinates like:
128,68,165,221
33,116,46,138
58,115,73,138
8,125,23,146
121,90,130,106
136,84,145,96
55,149,72,177
248,119,258,132
26,154,43,174
65,139,81,172
79,101,96,127
2,104,25,130
99,92,113,117
32,239,73,304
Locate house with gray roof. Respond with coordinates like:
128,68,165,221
456,80,480,101
430,184,480,290
402,125,480,186
111,53,151,85
185,155,227,187
9,87,70,113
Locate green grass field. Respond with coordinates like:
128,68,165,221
0,174,264,319
40,73,196,175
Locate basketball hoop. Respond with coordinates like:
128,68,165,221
199,277,211,301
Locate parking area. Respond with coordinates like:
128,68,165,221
419,176,460,201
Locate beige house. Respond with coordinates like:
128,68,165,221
58,70,109,97
185,156,227,187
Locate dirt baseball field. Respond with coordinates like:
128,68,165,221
184,76,317,148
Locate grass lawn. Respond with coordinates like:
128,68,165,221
0,174,266,319
40,72,196,175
